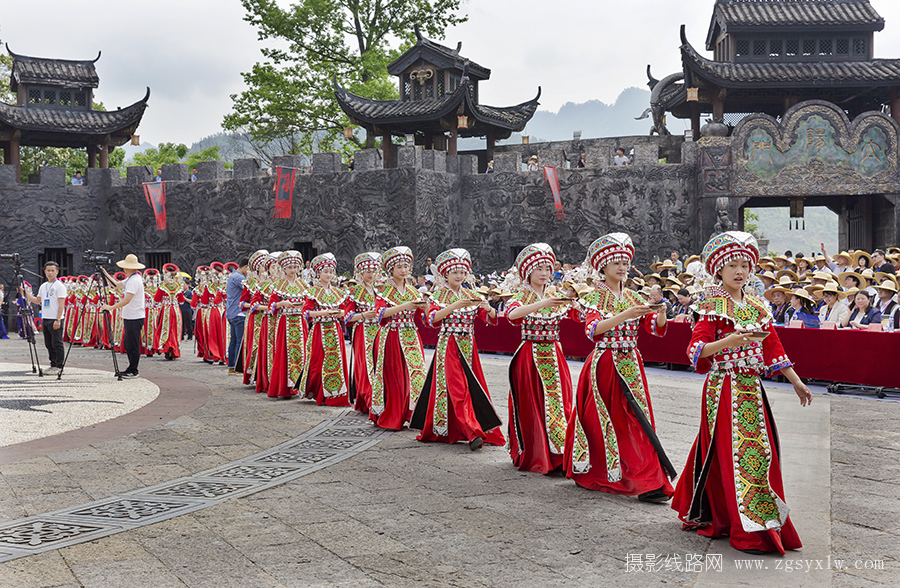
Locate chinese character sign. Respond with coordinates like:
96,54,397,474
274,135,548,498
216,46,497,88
273,166,297,219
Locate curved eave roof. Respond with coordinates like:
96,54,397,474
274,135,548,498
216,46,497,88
0,88,150,138
682,36,900,88
8,45,101,91
335,79,540,132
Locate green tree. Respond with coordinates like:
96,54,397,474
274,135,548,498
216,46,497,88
129,143,229,173
224,0,467,157
744,209,762,236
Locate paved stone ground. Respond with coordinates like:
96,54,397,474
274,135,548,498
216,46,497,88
0,337,896,587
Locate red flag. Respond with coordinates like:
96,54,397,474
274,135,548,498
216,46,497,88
142,181,167,230
273,166,297,218
542,165,564,220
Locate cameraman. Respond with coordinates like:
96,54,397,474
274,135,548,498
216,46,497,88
19,261,67,374
101,254,145,379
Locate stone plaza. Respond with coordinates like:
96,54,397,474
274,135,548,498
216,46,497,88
0,339,896,588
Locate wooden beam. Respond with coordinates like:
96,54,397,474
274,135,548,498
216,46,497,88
691,103,701,141
99,144,109,169
486,127,495,163
87,143,97,168
382,125,392,169
10,132,20,182
448,121,458,156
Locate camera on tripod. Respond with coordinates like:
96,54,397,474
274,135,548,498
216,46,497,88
84,249,115,265
0,252,20,264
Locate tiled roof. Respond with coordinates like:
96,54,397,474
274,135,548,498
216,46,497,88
0,88,150,136
682,40,900,86
8,46,101,90
335,78,538,132
387,25,490,81
714,0,884,28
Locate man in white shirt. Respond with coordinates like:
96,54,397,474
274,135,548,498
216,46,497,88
102,254,146,378
19,261,67,374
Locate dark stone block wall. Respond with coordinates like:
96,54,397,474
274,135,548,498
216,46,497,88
0,146,697,280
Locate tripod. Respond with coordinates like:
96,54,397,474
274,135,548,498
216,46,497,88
58,265,122,381
9,262,44,376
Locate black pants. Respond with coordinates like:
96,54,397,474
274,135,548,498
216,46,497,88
123,318,144,374
42,319,64,367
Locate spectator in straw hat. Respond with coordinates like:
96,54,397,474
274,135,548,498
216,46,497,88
818,283,849,326
842,290,881,329
764,281,792,324
853,250,873,273
873,281,899,331
821,243,851,274
785,289,817,324
101,254,146,378
812,253,832,274
795,256,814,277
860,268,878,296
758,270,776,291
838,270,864,291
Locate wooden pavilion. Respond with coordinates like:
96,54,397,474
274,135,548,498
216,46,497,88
0,46,150,181
663,0,900,137
335,25,540,168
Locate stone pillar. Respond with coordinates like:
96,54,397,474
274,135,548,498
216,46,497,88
458,154,478,175
233,159,265,178
196,160,225,181
585,146,611,168
86,168,122,188
537,149,563,169
398,146,422,169
0,164,17,187
421,149,446,172
161,163,189,181
273,155,306,170
127,165,153,185
493,152,521,173
312,153,339,173
633,144,659,166
445,154,459,174
382,125,392,169
39,167,66,186
354,149,382,171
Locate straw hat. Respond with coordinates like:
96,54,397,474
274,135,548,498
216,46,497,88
832,251,852,264
873,280,899,294
773,254,790,264
763,283,793,302
804,284,824,296
677,272,694,283
820,283,846,299
876,272,899,288
810,270,832,282
843,287,861,299
776,268,799,282
888,246,900,255
791,288,815,304
685,254,701,266
853,250,873,268
837,271,864,286
665,276,683,287
774,275,796,288
644,273,663,282
860,268,876,281
663,285,680,294
758,270,777,282
115,254,145,270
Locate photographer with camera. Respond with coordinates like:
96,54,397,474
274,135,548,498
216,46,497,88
19,261,67,374
101,254,145,379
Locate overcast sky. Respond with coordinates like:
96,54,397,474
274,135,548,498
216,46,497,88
3,0,900,146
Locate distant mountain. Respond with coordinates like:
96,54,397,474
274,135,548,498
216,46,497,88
514,87,656,142
119,141,155,160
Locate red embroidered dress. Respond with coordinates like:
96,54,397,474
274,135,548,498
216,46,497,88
410,286,504,446
506,289,578,474
207,284,227,363
79,291,102,348
142,286,158,356
239,278,261,384
250,281,276,392
266,279,307,398
672,286,801,555
564,284,676,494
299,285,351,406
343,283,380,413
63,290,78,342
153,283,185,357
370,281,427,430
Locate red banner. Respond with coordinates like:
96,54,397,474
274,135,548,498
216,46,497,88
542,165,564,220
142,182,167,230
273,166,297,218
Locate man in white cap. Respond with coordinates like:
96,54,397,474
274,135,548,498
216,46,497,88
101,254,146,378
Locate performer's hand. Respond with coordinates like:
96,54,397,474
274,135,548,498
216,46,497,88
621,306,652,320
478,300,492,312
794,381,813,406
542,298,569,308
53,320,61,330
724,330,750,347
361,310,377,320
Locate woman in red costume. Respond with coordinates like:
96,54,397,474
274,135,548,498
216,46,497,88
79,281,102,348
141,269,160,357
343,252,382,413
506,243,578,474
205,262,227,364
564,233,676,501
299,253,350,406
240,250,269,385
153,263,185,360
410,248,504,450
62,277,78,343
672,231,813,555
266,250,307,398
370,246,429,430
253,253,280,393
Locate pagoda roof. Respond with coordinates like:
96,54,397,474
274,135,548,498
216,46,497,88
0,88,150,148
684,30,900,89
387,25,490,81
335,77,539,137
7,45,101,91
